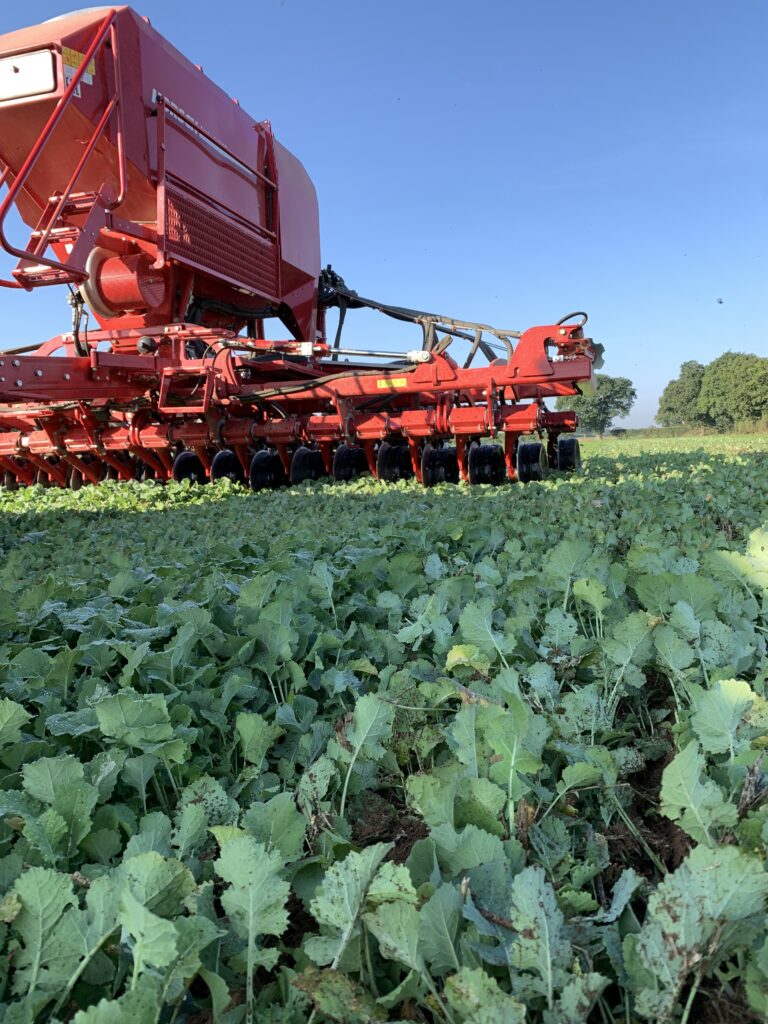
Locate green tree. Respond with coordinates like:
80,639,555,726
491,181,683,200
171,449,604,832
556,374,636,438
656,361,709,427
697,352,768,431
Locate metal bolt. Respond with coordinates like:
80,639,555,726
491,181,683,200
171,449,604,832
559,328,566,335
0,377,4,382
64,373,71,381
12,359,20,367
15,379,23,387
35,369,43,377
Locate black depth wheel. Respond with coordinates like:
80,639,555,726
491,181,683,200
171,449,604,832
467,442,506,485
249,450,287,492
172,451,208,484
210,449,246,484
332,444,368,482
421,444,459,487
376,441,413,483
2,470,17,490
290,446,326,485
517,441,548,484
557,436,581,473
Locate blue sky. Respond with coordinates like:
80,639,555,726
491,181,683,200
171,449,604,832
1,0,765,425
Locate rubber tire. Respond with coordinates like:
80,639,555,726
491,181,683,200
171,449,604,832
421,444,459,487
517,441,547,483
556,436,581,473
249,450,287,492
332,444,368,482
290,446,326,485
172,451,208,484
467,442,506,485
210,449,246,484
376,441,413,483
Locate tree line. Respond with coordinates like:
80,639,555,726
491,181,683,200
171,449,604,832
656,352,768,431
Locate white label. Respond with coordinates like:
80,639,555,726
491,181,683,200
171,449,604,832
0,50,56,103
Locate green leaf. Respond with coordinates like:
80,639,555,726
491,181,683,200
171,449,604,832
306,843,391,968
691,678,756,756
236,711,283,768
444,967,526,1023
71,976,163,1023
659,740,737,845
119,889,178,977
242,792,307,863
0,698,31,747
10,867,80,999
363,900,423,971
418,883,462,975
508,865,570,1009
459,600,515,667
367,862,418,905
292,967,385,1023
625,845,768,1021
345,694,394,761
115,851,195,917
94,691,173,748
215,833,289,950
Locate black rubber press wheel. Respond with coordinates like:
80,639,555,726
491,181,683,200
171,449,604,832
172,450,208,484
332,444,368,482
421,444,459,487
516,441,547,483
376,441,413,483
249,450,286,492
556,436,581,473
467,442,506,485
210,449,245,484
290,446,326,485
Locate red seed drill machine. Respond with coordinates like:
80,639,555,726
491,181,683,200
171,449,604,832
0,7,602,490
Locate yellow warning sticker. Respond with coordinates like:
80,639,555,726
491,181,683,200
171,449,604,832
61,47,96,97
62,47,96,76
376,377,408,389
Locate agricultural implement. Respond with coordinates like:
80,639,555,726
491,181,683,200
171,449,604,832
0,7,601,490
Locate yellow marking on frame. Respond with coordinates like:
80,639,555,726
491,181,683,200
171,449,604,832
376,377,408,389
62,47,96,76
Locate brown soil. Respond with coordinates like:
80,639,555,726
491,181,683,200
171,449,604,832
350,790,428,863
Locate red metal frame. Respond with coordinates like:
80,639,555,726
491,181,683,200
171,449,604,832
0,9,599,490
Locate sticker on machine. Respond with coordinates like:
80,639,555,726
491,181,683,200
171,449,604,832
376,377,408,389
62,46,96,97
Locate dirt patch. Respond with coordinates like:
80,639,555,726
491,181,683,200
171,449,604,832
693,981,763,1024
350,791,428,863
283,890,317,950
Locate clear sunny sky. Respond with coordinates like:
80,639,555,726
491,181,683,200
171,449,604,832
0,0,765,425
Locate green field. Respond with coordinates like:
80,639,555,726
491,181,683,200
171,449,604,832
0,434,767,1024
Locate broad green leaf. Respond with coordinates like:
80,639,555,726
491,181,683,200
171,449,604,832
215,834,289,957
10,867,80,999
459,600,515,666
418,883,462,974
119,889,178,977
508,865,570,1008
236,712,283,768
71,976,163,1023
292,967,385,1023
363,900,423,971
306,843,390,967
367,862,418,905
659,740,737,845
444,967,526,1023
345,694,394,762
94,692,172,747
115,851,195,917
242,792,307,863
0,698,30,747
691,678,756,756
625,845,768,1021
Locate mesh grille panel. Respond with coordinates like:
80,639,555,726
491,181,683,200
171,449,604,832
165,186,278,298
